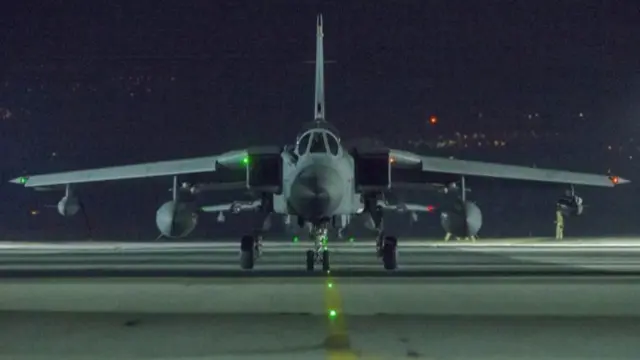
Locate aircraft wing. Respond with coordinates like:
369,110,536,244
389,149,629,188
10,150,248,188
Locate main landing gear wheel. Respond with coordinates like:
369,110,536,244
240,235,256,270
306,249,330,272
381,236,398,270
322,249,330,272
306,250,315,271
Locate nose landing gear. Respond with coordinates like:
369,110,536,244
306,224,331,272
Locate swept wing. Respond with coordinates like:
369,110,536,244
10,150,248,188
389,149,628,188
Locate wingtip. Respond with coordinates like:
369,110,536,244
610,175,630,185
9,176,29,185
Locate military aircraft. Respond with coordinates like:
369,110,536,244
10,15,629,271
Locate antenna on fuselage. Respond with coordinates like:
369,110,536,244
314,14,325,122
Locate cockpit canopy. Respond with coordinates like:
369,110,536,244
296,129,341,156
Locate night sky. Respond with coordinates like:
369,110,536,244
1,1,639,240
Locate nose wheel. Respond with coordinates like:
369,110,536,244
306,248,330,272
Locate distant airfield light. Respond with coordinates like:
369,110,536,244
30,210,39,216
293,236,299,243
329,309,337,318
348,237,355,242
429,115,438,124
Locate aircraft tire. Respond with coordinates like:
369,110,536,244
382,236,398,270
240,235,255,270
322,249,330,272
306,250,315,271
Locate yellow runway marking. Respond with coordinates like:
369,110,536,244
324,271,358,360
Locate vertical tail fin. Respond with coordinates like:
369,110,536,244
314,14,325,122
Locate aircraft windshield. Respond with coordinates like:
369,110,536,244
297,133,311,154
296,130,340,156
326,133,339,155
309,133,326,153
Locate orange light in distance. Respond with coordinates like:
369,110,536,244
389,157,396,164
429,115,437,124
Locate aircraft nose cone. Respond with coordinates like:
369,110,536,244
290,165,343,219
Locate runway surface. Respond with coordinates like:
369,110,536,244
2,237,640,359
2,237,640,276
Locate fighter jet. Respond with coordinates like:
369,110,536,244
10,15,629,271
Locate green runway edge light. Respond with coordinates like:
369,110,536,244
328,309,337,318
292,236,299,243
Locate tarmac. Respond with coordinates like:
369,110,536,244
1,237,640,359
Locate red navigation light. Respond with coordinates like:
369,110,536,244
426,205,435,212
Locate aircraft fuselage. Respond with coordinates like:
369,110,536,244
273,128,361,224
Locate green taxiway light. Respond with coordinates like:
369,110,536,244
242,156,249,165
293,236,299,243
329,309,337,318
327,282,333,288
348,237,355,242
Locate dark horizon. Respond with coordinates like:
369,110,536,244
1,1,639,240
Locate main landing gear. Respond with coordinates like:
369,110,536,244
376,233,398,270
306,224,330,272
240,234,263,270
368,198,398,270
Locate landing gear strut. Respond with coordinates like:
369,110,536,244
306,223,330,272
